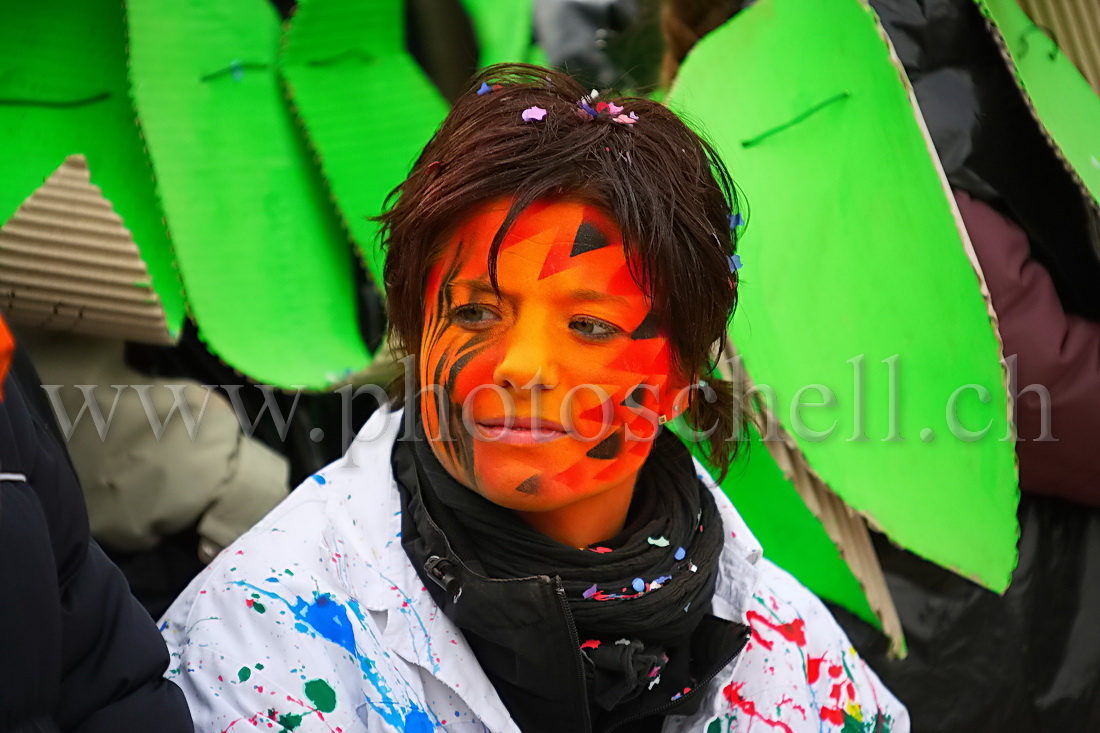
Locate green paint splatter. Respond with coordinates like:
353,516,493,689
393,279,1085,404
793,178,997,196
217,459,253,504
706,719,722,733
253,601,267,614
255,662,265,670
304,678,337,713
277,712,304,730
237,666,251,682
285,568,294,575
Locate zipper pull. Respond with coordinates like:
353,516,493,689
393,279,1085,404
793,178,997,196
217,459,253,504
424,555,463,604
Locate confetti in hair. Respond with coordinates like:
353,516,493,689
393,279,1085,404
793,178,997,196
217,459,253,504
522,106,547,122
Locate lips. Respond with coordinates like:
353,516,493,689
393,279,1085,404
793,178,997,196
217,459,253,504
475,416,567,444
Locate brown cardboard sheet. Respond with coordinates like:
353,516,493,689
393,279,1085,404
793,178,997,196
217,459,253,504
1018,0,1100,94
0,155,173,344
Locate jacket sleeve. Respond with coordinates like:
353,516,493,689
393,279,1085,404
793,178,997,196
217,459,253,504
57,541,194,733
955,190,1100,506
7,363,193,732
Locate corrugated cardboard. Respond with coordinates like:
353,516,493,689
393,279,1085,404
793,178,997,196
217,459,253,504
1017,0,1100,94
0,155,172,344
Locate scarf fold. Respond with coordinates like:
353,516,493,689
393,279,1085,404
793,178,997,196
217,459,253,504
394,409,724,719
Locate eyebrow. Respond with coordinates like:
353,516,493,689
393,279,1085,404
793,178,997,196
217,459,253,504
570,289,629,305
449,280,629,305
450,279,499,297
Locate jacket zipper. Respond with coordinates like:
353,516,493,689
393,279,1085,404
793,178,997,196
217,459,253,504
601,624,750,733
554,577,594,733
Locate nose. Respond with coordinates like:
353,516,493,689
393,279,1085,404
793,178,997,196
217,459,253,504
492,328,559,392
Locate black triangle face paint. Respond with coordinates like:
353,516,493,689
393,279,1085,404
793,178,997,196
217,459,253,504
585,429,623,460
630,311,659,340
569,220,611,257
514,476,540,495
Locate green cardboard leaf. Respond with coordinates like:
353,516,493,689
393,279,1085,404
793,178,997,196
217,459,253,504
976,0,1100,206
127,0,370,388
280,0,450,287
669,0,1018,592
0,0,184,337
674,421,879,627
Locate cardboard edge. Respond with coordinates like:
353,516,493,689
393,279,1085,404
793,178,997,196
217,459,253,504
721,343,907,658
976,0,1100,218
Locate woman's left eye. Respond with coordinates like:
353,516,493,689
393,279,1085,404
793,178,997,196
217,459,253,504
570,317,621,340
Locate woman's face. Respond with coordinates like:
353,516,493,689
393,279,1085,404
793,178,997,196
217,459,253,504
418,198,683,512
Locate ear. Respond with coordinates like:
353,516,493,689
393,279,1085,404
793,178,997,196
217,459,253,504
657,368,694,424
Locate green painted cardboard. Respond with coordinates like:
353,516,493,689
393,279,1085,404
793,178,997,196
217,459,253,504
0,1,184,337
674,420,879,627
669,0,1019,592
977,0,1100,206
280,0,450,288
127,0,370,388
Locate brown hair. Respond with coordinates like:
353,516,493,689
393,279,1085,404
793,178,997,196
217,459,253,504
376,63,746,476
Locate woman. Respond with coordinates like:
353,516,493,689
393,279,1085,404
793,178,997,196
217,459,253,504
161,65,908,732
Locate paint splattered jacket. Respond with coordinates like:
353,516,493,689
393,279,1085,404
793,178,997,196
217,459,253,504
161,408,909,732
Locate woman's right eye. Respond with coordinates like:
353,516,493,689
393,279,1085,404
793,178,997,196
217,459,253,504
450,304,500,328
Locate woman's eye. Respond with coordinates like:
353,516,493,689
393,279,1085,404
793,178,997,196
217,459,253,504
451,304,500,327
570,317,621,340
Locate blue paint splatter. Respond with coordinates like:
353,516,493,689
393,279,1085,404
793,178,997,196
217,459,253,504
232,581,429,731
311,474,327,485
405,709,434,732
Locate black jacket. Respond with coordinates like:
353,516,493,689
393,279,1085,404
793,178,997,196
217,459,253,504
0,345,192,733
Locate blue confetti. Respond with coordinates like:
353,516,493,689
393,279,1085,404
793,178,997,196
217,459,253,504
632,578,646,593
582,583,599,599
230,59,243,82
729,212,744,229
477,81,491,95
674,547,686,561
728,254,743,272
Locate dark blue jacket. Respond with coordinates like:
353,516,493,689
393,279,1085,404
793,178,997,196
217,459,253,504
0,346,192,732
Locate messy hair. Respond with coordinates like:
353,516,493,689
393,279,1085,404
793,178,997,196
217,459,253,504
376,63,746,476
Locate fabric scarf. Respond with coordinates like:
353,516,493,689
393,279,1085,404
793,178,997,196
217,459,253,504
393,410,723,714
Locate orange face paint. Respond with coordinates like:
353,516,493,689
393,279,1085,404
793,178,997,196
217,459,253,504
419,199,685,544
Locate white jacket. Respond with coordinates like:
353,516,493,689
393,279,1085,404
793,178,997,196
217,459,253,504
161,407,909,732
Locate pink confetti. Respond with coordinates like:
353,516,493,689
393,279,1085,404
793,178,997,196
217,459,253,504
612,114,636,125
522,106,547,122
590,546,612,553
608,102,624,116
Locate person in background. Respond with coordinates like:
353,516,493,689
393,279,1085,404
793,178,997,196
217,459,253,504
0,314,192,732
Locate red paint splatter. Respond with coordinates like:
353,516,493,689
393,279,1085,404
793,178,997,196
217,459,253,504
847,681,856,699
820,706,845,725
246,599,254,608
806,654,828,684
829,683,844,701
746,610,807,651
777,696,807,720
828,664,843,679
236,550,244,555
580,639,601,650
590,546,612,553
722,682,794,733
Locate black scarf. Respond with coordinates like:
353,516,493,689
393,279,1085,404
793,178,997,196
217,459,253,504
393,410,728,725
